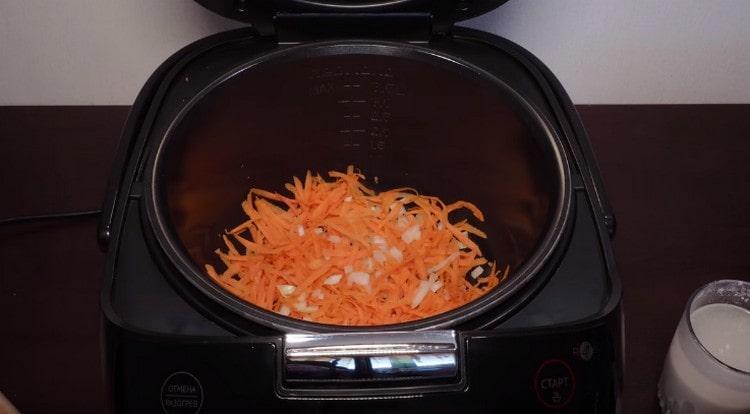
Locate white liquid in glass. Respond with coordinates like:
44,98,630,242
691,303,750,372
659,303,750,414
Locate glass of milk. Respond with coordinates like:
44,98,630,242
658,279,750,413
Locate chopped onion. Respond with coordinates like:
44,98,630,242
295,300,319,313
436,221,444,230
431,280,444,293
314,227,324,235
344,265,353,274
347,272,371,292
278,305,291,316
297,225,305,236
411,280,432,308
364,257,374,271
277,284,296,297
371,235,387,247
470,266,484,279
312,289,325,300
348,271,370,285
401,225,421,244
389,246,403,262
344,196,352,202
373,250,387,264
327,234,342,244
324,274,342,285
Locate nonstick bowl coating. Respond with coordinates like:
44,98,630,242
145,41,571,332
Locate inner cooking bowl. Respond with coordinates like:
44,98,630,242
148,42,570,332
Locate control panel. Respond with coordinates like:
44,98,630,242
108,321,617,413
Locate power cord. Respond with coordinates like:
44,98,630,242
0,209,102,226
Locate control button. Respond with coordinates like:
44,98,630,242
573,341,594,361
161,371,203,414
534,359,576,409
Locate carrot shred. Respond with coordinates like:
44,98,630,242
205,166,505,325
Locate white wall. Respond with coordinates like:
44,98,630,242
1,0,748,105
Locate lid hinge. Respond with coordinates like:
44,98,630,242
273,13,435,43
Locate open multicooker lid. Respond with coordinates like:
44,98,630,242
195,0,509,31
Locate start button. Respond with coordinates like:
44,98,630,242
534,359,576,409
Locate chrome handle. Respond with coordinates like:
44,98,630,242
283,330,459,382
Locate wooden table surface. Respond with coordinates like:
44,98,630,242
1,105,749,413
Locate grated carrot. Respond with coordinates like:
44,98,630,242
205,166,505,326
